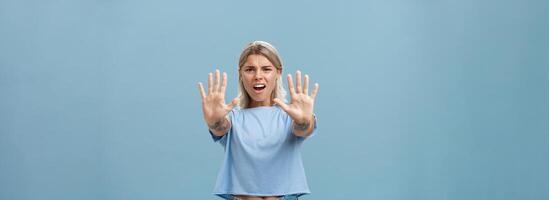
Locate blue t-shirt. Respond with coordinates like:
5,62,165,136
209,105,316,197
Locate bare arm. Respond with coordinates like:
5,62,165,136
208,116,231,137
292,114,315,137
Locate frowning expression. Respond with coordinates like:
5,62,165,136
240,54,281,107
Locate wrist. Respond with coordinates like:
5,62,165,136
206,117,228,131
206,117,224,127
293,114,314,132
295,114,314,125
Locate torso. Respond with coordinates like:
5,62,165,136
213,106,311,198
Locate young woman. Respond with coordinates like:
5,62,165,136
197,41,319,200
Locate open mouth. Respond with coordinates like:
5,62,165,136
253,84,266,92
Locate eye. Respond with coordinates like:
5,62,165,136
245,68,254,72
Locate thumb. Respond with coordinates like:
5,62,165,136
273,98,290,112
227,98,239,110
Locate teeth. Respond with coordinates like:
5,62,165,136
254,84,265,87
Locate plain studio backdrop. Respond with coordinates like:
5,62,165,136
1,0,548,199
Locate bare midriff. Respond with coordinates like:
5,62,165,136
234,195,282,200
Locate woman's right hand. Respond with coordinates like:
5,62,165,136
198,69,238,127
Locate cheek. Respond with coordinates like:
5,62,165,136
267,72,276,81
268,77,278,90
241,77,252,87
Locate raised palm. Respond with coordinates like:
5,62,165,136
273,70,319,124
198,70,238,125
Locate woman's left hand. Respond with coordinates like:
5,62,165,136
273,70,319,124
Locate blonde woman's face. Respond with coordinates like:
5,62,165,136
240,54,281,107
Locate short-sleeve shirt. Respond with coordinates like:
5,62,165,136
209,105,316,197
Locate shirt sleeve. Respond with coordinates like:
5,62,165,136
209,129,228,146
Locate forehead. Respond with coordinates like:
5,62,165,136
243,54,274,67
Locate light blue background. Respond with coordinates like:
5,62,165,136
1,0,548,199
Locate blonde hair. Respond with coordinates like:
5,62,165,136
237,41,286,108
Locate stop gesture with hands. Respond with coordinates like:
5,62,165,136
197,69,238,129
273,70,319,129
198,69,319,136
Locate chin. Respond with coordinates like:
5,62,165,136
248,93,274,104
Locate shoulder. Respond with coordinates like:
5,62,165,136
227,106,241,120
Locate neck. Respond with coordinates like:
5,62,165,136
248,99,273,108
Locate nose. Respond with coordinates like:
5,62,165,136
253,70,265,80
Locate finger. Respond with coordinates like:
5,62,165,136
227,98,239,110
303,74,309,95
311,83,319,99
287,74,295,97
208,73,213,95
214,69,220,93
295,70,302,94
198,82,206,100
220,72,227,96
273,98,290,112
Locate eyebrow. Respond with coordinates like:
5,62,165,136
243,65,274,69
